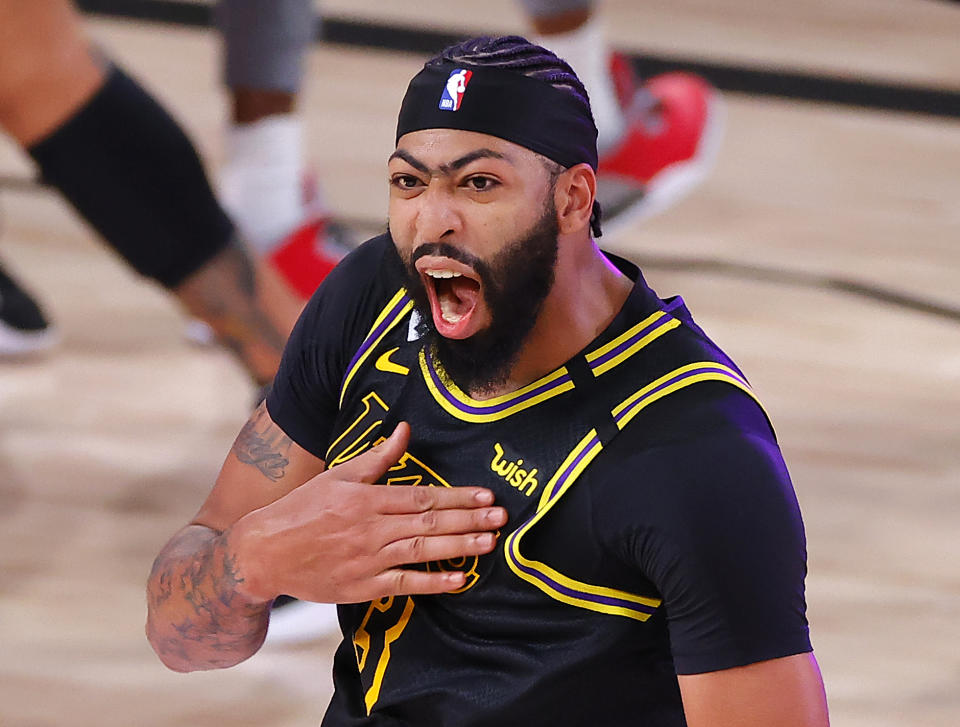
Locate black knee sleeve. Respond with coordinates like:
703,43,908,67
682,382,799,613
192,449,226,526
28,65,234,289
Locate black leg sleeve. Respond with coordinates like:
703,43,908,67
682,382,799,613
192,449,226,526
28,64,234,289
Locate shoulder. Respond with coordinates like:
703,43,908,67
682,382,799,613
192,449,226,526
585,380,802,595
593,387,811,672
599,382,790,523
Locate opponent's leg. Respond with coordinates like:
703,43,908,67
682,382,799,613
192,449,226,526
215,0,350,300
520,0,724,229
215,0,346,638
0,0,299,380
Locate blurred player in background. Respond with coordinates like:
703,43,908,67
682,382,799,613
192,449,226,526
0,0,300,384
214,0,722,301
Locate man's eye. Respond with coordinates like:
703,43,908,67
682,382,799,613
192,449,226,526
392,175,421,189
467,176,497,191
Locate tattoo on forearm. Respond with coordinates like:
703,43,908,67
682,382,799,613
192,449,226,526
147,527,269,670
233,404,292,481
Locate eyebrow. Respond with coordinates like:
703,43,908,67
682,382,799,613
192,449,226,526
388,148,510,175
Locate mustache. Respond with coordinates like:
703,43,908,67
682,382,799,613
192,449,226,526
410,242,483,270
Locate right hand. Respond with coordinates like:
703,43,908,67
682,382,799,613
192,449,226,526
228,422,507,604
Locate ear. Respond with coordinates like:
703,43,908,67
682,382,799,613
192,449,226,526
553,163,597,236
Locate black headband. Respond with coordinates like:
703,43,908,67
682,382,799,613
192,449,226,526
396,61,598,171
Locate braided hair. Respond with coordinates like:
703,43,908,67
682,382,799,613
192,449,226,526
426,36,603,237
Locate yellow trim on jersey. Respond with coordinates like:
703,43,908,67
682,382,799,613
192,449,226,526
339,289,413,407
419,349,575,423
612,362,765,430
585,311,681,376
506,431,663,621
506,362,768,621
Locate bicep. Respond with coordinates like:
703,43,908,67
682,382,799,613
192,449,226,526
678,653,829,727
192,402,327,532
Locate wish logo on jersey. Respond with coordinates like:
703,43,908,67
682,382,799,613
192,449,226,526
439,69,473,111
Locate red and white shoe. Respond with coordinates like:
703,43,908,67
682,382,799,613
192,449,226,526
267,214,353,300
268,169,355,299
184,174,355,346
597,54,725,232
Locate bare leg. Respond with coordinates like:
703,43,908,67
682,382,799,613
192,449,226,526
231,87,296,125
0,0,301,384
527,6,591,35
174,244,300,385
0,0,105,146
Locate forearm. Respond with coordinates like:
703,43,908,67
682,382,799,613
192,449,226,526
145,524,271,672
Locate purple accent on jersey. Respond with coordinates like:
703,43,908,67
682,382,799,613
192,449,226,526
549,435,601,500
342,294,412,389
424,347,573,415
589,315,674,372
662,296,686,314
509,536,659,616
613,365,747,424
506,431,659,618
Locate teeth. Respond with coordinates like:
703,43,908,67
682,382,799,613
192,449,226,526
439,297,463,324
425,270,462,279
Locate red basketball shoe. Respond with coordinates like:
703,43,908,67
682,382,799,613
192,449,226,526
184,174,354,346
597,54,724,232
266,169,354,299
267,213,353,299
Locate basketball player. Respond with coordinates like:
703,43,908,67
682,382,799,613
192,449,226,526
146,36,827,726
214,0,721,296
0,0,300,382
215,0,351,302
213,0,723,641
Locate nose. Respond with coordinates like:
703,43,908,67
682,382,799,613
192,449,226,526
415,183,460,244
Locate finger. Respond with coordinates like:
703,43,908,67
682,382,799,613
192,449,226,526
360,569,468,600
379,531,498,569
375,506,507,547
331,421,411,484
374,484,497,514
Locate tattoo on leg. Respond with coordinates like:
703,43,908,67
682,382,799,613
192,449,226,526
204,243,286,344
173,239,289,384
233,403,292,481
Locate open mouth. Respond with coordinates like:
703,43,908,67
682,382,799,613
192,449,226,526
415,256,484,339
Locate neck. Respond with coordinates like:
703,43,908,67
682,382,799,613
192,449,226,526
467,233,632,399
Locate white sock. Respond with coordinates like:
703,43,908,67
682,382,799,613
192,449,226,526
220,115,304,253
534,15,625,152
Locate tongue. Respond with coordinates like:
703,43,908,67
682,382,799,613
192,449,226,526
434,277,481,337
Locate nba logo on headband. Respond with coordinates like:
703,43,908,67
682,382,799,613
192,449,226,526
438,69,473,111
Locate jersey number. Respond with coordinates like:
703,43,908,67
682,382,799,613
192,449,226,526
353,595,416,714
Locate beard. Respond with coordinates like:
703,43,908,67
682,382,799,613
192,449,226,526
395,199,560,395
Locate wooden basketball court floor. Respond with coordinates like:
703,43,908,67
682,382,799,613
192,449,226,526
0,1,958,725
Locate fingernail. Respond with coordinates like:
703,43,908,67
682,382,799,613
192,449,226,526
475,490,494,504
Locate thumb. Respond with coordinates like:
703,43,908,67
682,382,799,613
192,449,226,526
333,421,410,484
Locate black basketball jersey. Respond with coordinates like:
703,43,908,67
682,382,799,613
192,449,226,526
267,234,811,727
